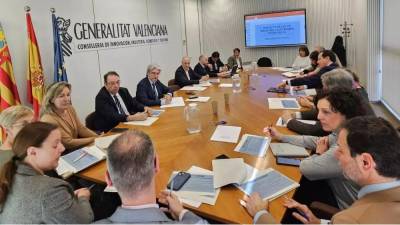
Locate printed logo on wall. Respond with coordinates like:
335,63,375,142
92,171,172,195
58,16,169,55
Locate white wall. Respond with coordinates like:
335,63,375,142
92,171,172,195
200,0,374,89
381,0,400,119
0,0,186,120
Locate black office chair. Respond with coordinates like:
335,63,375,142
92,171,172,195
168,79,180,92
85,111,99,133
257,57,273,67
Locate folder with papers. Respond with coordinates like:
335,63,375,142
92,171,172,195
234,134,271,157
56,146,106,178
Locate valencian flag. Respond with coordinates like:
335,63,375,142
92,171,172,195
52,12,68,82
26,10,45,119
0,22,21,111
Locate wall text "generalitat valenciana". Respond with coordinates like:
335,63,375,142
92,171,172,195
74,23,168,40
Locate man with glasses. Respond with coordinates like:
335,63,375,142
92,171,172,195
94,71,151,132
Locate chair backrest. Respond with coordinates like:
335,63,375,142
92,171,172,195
168,79,176,86
168,79,180,92
257,57,273,67
85,111,97,132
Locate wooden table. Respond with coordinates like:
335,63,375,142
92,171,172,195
79,68,302,224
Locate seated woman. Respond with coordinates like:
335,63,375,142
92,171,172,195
41,82,98,152
0,122,93,223
0,106,34,166
265,88,367,210
300,50,319,75
292,45,311,69
283,69,375,136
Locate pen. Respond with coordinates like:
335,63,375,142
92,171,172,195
88,184,96,190
72,150,88,163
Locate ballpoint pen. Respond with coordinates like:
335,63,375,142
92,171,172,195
72,150,89,163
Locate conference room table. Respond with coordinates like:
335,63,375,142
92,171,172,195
79,67,304,224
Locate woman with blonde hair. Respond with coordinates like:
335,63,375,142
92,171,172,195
40,82,97,152
0,106,34,166
0,122,93,223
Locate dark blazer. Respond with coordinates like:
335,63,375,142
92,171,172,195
194,63,217,77
136,77,172,106
174,66,202,87
208,57,224,73
94,87,144,132
290,63,339,89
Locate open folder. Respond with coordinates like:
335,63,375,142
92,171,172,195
56,146,106,178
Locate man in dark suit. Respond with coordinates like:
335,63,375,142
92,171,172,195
174,56,208,87
278,50,339,89
208,51,227,74
136,64,173,106
94,71,151,132
95,130,208,224
194,54,230,78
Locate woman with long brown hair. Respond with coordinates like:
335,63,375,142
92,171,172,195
0,122,93,223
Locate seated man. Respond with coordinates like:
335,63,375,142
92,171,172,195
208,51,226,73
96,130,208,224
278,50,339,89
227,48,243,69
136,64,173,106
245,116,400,224
194,54,229,78
175,56,208,87
95,71,151,132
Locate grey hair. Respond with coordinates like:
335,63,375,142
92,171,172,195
107,130,155,197
198,54,206,61
146,64,161,76
321,69,354,91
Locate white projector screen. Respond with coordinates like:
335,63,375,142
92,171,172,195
382,0,400,119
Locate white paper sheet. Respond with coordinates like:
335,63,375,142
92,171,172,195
186,97,210,102
196,82,212,87
209,78,220,83
268,98,301,110
219,83,233,88
282,72,298,78
210,125,241,143
212,158,246,188
272,67,293,72
123,117,158,126
95,134,121,150
180,86,207,91
276,117,317,127
160,97,185,108
270,143,309,157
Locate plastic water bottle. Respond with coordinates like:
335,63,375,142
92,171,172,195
232,74,242,93
251,61,257,75
184,103,201,134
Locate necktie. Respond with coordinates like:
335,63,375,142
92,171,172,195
113,95,124,115
152,82,158,100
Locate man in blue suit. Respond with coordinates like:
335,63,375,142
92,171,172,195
136,64,173,106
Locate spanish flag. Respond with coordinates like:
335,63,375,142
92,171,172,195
0,22,21,111
26,12,45,119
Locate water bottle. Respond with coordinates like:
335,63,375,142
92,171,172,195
184,103,201,134
251,61,257,75
232,74,242,93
